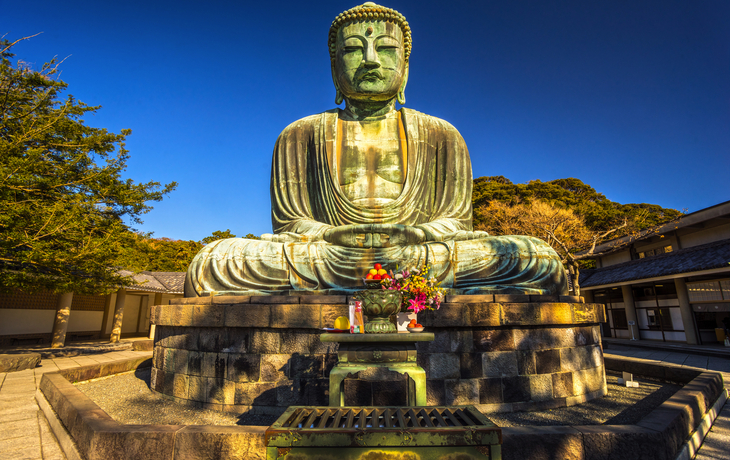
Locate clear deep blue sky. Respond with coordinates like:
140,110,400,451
5,1,730,241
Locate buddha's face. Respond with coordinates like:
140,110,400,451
334,20,406,102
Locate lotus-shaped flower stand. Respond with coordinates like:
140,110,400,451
356,283,403,333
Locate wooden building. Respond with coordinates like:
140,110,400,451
0,271,184,347
580,200,730,345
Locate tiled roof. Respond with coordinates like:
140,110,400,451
117,270,186,294
142,271,186,293
580,238,730,288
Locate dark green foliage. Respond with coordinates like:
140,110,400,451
200,229,236,245
472,176,682,234
472,177,682,294
0,38,176,294
115,235,202,273
116,229,260,274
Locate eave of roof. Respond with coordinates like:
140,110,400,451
118,270,185,294
580,238,730,288
577,199,730,258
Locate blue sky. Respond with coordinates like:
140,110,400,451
5,0,729,241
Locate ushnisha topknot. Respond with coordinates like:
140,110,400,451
328,2,412,63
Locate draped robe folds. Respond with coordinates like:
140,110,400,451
184,108,568,297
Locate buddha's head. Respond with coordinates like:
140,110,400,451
329,3,411,106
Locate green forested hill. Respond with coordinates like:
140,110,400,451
472,176,682,233
118,178,681,276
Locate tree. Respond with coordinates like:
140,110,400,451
114,234,202,273
475,199,676,295
115,229,261,274
0,36,176,294
200,229,260,245
200,229,236,245
472,176,682,233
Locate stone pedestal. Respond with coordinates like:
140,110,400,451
321,332,434,406
150,294,606,414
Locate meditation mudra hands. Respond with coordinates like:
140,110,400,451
321,225,490,248
324,224,426,248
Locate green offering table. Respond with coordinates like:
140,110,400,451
320,332,434,407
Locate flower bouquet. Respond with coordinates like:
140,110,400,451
380,264,444,314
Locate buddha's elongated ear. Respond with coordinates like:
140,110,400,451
397,64,409,105
332,63,344,105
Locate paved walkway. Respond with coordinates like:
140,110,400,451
0,349,152,460
0,340,728,459
605,341,730,460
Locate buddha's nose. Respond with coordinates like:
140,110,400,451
362,44,381,68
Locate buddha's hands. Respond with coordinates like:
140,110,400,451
438,230,490,241
323,224,426,248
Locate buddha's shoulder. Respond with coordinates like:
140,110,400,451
401,108,462,137
277,110,338,138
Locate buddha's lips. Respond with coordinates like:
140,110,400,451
358,70,383,82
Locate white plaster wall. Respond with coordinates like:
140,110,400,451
640,330,663,341
634,239,673,253
600,250,632,267
68,311,104,332
637,309,649,329
0,310,55,335
679,223,730,248
636,300,656,308
615,329,630,339
103,292,181,335
669,308,684,331
664,331,687,342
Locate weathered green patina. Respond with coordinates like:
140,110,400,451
265,405,502,459
184,3,568,297
322,332,433,406
355,287,403,333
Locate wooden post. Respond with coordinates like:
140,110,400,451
110,288,127,343
99,293,112,338
621,285,640,341
675,278,699,344
51,292,74,348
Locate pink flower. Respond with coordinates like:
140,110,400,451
406,298,424,313
407,293,429,314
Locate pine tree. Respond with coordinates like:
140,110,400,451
0,37,176,294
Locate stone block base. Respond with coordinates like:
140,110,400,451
151,297,607,412
38,355,726,460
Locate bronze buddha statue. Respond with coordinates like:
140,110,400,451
184,3,568,297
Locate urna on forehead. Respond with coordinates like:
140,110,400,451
339,20,402,36
328,2,412,62
338,21,403,43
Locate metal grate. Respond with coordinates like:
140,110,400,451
266,406,502,456
281,406,488,430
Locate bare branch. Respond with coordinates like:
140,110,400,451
0,33,43,56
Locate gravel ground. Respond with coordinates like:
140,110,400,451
74,369,681,427
74,368,280,426
488,372,681,427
